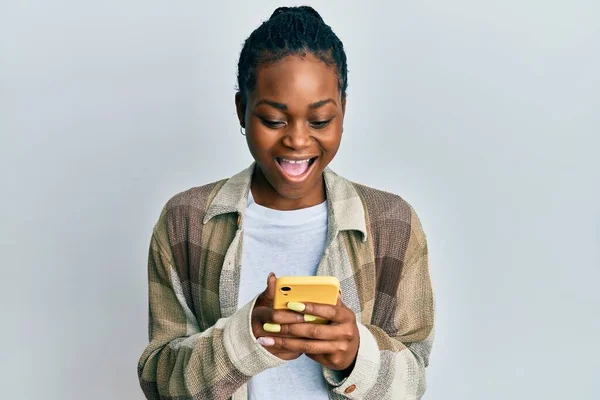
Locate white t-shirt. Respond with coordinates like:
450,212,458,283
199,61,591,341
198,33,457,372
238,191,330,400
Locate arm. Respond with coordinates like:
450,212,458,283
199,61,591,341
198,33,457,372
137,212,285,400
323,207,435,399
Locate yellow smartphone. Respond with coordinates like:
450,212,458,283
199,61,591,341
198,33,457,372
273,276,340,323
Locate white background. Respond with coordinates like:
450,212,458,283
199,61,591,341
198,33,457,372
1,1,599,398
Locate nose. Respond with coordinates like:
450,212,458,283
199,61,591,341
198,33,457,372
281,122,312,150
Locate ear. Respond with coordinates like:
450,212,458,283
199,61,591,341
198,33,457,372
341,96,346,133
235,92,245,128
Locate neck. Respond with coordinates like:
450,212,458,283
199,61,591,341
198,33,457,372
250,165,326,211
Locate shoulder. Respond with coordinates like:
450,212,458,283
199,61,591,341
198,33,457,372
349,181,427,248
153,179,227,238
164,179,227,212
350,182,412,223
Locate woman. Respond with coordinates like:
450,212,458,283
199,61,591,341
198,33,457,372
138,6,434,400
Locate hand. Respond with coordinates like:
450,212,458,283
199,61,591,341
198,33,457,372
257,293,360,372
251,273,306,361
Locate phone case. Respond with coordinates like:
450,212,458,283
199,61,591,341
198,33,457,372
273,276,340,313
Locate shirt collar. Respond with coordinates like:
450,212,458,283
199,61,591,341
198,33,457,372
203,162,367,242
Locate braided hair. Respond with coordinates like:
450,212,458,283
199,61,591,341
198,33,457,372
236,6,348,111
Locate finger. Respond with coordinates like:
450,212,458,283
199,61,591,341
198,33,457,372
273,352,303,361
264,272,277,304
278,322,341,340
293,302,351,324
270,309,307,324
254,306,305,325
257,337,302,360
306,353,351,371
270,337,337,355
254,323,298,339
253,309,303,338
256,272,276,307
306,353,329,367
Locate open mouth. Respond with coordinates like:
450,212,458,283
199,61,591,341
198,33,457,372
275,156,318,180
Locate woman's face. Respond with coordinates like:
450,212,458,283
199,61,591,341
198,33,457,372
236,53,345,210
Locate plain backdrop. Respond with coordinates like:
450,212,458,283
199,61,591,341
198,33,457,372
1,1,599,399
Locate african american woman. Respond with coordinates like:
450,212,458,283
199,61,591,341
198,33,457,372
138,6,434,400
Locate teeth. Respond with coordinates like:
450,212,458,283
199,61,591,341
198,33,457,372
280,158,310,164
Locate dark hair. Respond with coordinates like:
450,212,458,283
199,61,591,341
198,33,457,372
236,6,348,111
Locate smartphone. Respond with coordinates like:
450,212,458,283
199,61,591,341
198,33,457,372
273,276,340,323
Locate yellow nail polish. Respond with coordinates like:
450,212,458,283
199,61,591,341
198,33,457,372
263,323,281,333
305,315,328,324
304,314,317,322
287,302,306,312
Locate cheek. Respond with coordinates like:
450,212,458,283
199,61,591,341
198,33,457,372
248,118,273,138
247,130,277,159
321,125,343,153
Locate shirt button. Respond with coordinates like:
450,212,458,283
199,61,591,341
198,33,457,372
344,384,356,394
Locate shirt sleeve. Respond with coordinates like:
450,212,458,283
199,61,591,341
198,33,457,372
323,205,435,399
137,212,285,400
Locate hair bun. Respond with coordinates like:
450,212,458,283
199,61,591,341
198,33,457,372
269,6,324,23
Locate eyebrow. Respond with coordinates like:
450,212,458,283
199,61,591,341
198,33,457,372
309,98,336,109
255,99,287,111
255,98,336,111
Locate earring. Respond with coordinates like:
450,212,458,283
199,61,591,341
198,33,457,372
240,126,246,136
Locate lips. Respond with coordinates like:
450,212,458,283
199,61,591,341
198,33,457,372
275,157,318,179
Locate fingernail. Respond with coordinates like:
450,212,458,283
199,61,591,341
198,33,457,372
304,314,317,322
287,302,306,312
263,323,281,333
257,337,275,346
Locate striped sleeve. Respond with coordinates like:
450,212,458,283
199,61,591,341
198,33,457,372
324,205,435,399
137,210,285,400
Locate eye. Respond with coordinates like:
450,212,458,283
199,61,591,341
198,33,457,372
310,119,333,129
259,118,286,129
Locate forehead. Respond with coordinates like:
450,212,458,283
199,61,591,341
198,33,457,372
253,54,340,104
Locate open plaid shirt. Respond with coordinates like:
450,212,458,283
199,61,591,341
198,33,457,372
138,164,434,399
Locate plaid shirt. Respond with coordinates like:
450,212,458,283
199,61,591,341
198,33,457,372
138,164,434,399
